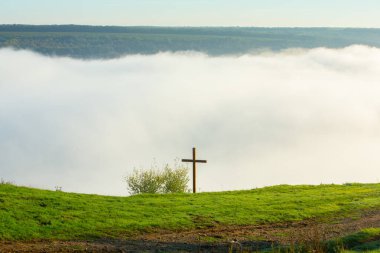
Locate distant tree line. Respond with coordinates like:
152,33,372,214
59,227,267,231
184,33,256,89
1,25,380,59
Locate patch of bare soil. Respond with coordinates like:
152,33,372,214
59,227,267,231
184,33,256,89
1,210,380,252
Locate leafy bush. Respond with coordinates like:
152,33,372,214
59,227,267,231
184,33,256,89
125,169,164,194
162,165,189,193
125,161,189,195
0,178,13,185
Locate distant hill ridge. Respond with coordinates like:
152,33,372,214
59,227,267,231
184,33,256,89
1,25,380,59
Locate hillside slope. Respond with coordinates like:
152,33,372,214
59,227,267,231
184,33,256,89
1,183,380,241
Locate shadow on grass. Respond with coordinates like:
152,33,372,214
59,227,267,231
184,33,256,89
92,239,275,252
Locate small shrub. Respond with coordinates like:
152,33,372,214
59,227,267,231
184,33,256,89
55,186,63,192
162,164,190,193
125,160,189,195
0,178,13,185
125,168,164,194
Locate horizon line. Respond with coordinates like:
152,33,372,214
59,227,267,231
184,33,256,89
1,23,380,29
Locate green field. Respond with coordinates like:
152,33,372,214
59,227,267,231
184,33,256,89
338,228,380,252
1,183,380,243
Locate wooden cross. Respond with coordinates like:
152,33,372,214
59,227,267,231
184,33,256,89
182,147,207,193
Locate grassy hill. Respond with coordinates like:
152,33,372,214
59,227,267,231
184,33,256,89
1,183,380,242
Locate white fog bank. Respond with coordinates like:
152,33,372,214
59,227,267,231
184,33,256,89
0,46,380,195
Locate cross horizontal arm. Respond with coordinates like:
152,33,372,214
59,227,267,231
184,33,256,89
182,159,207,163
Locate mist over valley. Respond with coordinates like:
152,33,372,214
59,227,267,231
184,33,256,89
1,46,379,195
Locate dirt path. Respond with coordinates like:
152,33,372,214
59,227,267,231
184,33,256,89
1,210,380,252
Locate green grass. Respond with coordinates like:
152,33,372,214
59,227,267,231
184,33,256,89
1,183,380,241
262,228,380,252
334,228,380,252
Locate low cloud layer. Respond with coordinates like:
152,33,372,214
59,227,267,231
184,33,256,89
1,46,380,195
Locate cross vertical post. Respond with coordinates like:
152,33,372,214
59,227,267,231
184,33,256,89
192,147,196,193
182,147,207,193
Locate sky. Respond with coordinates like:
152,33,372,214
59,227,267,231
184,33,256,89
0,0,380,27
1,46,380,195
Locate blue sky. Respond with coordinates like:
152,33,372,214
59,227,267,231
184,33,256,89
0,0,380,27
